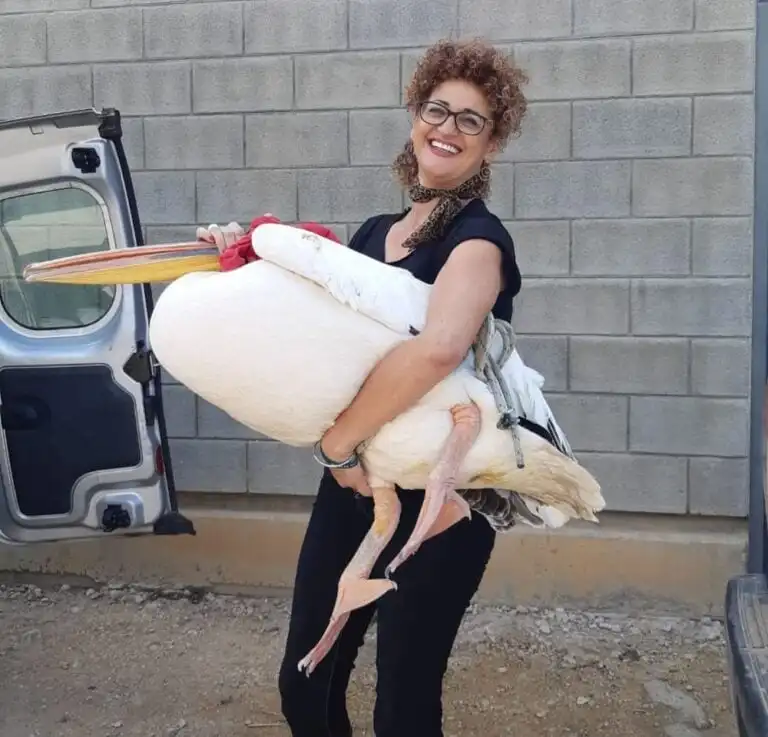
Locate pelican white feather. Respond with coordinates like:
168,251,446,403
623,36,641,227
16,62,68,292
147,223,604,526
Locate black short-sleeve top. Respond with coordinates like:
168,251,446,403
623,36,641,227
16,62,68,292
346,198,521,321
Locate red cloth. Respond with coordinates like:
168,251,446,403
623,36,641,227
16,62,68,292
218,215,341,272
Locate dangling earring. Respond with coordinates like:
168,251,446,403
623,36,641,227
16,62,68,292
476,159,492,199
404,140,418,184
392,139,419,188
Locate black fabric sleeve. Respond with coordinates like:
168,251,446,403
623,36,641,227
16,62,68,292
449,215,522,298
346,215,387,253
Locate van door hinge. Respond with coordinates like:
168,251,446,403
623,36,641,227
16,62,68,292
123,346,157,385
123,347,159,424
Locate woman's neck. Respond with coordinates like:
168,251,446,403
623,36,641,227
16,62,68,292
408,198,439,228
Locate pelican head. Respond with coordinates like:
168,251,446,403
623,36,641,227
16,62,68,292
22,217,341,287
22,239,222,286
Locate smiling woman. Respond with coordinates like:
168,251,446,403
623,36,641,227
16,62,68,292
275,38,531,737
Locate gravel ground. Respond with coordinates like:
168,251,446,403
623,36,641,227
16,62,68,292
0,582,736,737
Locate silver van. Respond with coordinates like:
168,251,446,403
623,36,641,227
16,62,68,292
0,108,194,546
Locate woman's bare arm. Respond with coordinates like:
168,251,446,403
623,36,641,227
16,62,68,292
321,238,504,461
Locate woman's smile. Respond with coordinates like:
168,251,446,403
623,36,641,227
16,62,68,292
427,137,462,157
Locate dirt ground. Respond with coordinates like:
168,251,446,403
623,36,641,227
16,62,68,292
0,581,736,737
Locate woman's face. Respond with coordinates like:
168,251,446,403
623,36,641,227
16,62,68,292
410,78,497,190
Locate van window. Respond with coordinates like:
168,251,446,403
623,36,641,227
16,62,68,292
0,187,116,330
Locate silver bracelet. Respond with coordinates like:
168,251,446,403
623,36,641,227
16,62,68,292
312,440,360,469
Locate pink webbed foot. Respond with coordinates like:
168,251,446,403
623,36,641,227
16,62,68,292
297,577,397,676
297,484,401,676
385,403,480,577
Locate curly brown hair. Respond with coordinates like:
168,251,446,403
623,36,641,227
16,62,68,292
393,38,528,188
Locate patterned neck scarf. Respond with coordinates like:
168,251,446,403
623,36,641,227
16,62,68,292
402,165,491,252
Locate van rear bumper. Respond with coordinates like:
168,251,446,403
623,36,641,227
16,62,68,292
725,573,768,737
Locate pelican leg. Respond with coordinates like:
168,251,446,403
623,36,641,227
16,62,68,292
385,403,480,577
297,483,401,676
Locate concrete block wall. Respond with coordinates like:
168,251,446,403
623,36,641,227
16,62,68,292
0,0,756,518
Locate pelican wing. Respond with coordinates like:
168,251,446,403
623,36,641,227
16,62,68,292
251,224,431,337
253,224,574,459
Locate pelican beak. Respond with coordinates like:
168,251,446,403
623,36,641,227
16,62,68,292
22,242,222,285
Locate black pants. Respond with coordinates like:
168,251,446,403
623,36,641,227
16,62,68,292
278,470,496,737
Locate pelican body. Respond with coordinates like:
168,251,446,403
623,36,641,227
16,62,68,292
24,221,604,674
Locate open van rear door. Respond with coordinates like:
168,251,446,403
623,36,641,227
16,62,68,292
0,108,194,545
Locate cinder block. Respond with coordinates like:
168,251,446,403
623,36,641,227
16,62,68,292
632,158,753,217
570,337,689,395
695,0,754,30
692,217,753,277
0,66,91,119
573,98,691,159
693,95,754,156
459,0,572,40
629,396,748,457
120,117,144,171
574,0,693,34
3,191,101,226
0,13,45,66
500,102,571,162
515,279,630,335
159,362,180,386
691,338,750,397
545,393,628,452
515,161,630,219
347,222,364,242
245,0,347,53
514,40,630,100
633,32,754,95
503,220,570,276
577,452,688,514
514,335,568,391
298,167,401,222
162,384,197,438
193,57,293,114
349,109,410,166
197,170,298,223
94,62,191,116
247,112,348,168
401,48,425,96
323,224,349,243
132,172,196,226
169,439,248,493
689,457,748,516
7,226,48,258
47,9,141,63
92,0,186,5
144,116,244,170
248,441,323,495
631,278,751,337
146,226,197,245
197,399,263,440
351,0,458,48
144,4,243,59
296,52,401,110
571,218,690,276
487,164,515,219
0,0,88,11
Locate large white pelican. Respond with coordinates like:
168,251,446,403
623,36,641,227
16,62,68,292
24,216,604,674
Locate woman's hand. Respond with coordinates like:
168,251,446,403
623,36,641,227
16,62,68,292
319,432,373,496
195,220,246,252
329,465,373,497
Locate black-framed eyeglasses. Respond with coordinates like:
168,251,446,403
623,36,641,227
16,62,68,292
416,100,492,136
